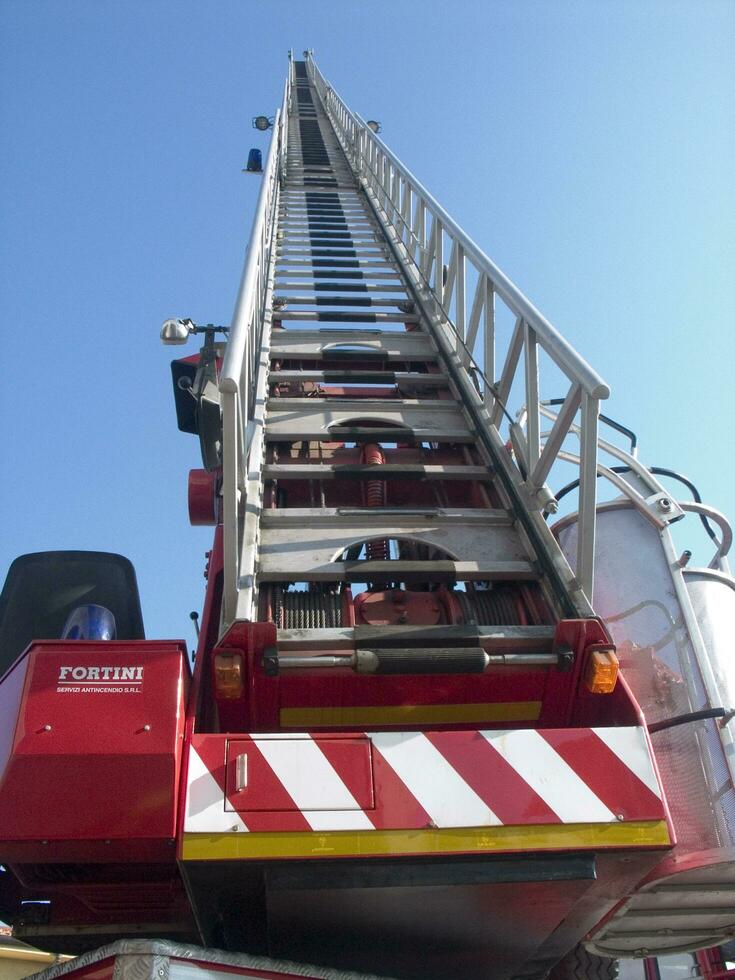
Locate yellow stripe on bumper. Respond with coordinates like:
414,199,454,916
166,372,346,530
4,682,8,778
182,821,671,861
280,700,542,728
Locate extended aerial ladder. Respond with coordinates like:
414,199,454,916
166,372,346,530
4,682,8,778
1,51,734,980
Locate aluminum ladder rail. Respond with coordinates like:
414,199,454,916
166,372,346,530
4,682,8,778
218,52,612,634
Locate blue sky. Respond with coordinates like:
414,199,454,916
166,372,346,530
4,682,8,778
1,0,733,643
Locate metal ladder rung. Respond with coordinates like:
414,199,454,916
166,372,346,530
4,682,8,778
278,207,370,214
276,311,420,323
277,249,388,258
282,231,372,240
269,370,443,385
279,211,372,219
282,199,364,204
262,463,491,482
282,192,361,200
282,198,363,202
281,211,362,217
278,241,384,250
265,395,473,443
288,165,338,172
281,237,381,247
280,239,379,248
260,506,511,526
281,220,369,227
273,296,409,307
258,512,524,586
274,281,407,292
279,209,369,217
280,228,375,237
281,195,364,200
275,270,402,279
258,560,537,583
269,329,436,360
275,260,399,270
280,212,368,221
266,427,474,444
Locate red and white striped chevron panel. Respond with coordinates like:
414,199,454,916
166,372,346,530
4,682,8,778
184,727,667,836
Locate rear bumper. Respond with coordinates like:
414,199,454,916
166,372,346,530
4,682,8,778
181,727,672,862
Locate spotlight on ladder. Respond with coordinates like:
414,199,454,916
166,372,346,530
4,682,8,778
252,115,273,131
160,319,229,345
366,120,382,134
160,318,194,345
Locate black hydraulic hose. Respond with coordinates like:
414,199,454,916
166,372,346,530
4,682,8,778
552,465,720,543
603,597,677,653
648,707,729,733
646,467,718,543
547,399,637,453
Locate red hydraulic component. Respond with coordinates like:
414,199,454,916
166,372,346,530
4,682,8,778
188,468,219,525
361,442,388,561
354,589,446,626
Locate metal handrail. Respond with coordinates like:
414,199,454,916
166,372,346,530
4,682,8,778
219,72,290,627
541,406,735,786
680,502,733,570
220,103,287,395
307,59,608,399
538,401,733,571
307,53,609,602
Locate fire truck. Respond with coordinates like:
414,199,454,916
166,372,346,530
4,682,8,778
1,51,733,980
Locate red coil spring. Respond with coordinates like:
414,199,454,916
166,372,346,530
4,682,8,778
362,443,388,560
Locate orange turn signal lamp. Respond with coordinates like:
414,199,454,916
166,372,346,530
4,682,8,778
214,650,244,700
584,646,619,694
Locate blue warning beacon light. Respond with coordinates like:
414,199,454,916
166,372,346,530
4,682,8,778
244,148,263,173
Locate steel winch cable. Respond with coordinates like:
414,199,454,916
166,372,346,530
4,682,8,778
278,589,342,629
453,587,524,626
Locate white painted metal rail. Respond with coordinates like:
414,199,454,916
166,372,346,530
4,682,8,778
219,68,291,625
306,54,610,605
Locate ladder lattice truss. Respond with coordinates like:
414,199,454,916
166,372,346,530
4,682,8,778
218,53,611,641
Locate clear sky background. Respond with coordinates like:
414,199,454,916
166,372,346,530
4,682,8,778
1,0,733,645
